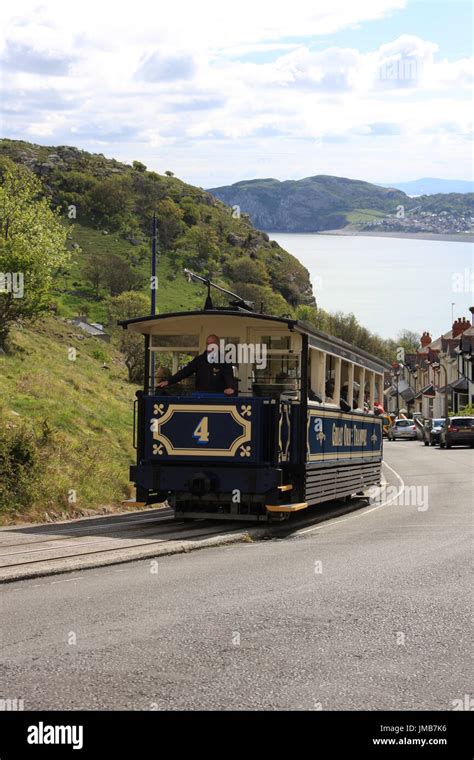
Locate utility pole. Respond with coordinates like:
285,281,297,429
150,213,157,393
151,213,157,317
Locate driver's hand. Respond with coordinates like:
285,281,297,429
224,387,234,396
157,380,169,388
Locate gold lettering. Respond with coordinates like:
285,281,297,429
353,427,368,447
332,424,344,447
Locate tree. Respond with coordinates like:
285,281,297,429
106,290,150,323
176,226,220,270
396,329,421,354
106,291,150,382
181,198,200,226
227,256,270,285
84,255,105,298
101,254,142,296
0,160,69,349
155,198,184,248
295,305,319,324
132,160,147,172
84,175,134,231
165,170,174,177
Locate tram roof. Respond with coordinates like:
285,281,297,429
119,309,391,372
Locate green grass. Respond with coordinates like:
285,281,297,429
0,317,140,523
54,222,204,321
345,208,387,224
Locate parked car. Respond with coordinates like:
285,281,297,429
423,418,445,446
439,416,474,448
390,419,418,440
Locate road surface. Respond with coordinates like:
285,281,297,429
1,442,472,710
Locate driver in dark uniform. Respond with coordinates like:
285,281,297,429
156,334,235,395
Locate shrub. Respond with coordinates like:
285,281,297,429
0,422,41,514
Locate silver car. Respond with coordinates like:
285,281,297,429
390,419,418,440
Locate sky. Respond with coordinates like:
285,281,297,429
0,0,472,187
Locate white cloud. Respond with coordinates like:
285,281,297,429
0,0,472,183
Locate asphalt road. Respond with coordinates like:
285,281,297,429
1,442,472,710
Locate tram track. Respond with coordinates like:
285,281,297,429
0,508,176,547
0,475,391,584
0,516,243,563
0,508,257,582
0,525,241,570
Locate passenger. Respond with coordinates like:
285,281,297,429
341,382,358,409
325,378,351,412
325,378,335,403
154,366,171,394
157,334,235,396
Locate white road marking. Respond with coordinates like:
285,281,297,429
296,460,405,536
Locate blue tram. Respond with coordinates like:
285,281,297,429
120,290,388,520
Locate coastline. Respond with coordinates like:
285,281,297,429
319,229,474,243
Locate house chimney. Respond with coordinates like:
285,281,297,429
452,317,471,339
420,331,432,348
470,306,474,326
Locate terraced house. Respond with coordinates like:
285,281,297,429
385,310,474,418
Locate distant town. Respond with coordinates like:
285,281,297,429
361,209,474,236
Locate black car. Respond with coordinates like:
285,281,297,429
439,416,474,448
423,418,445,446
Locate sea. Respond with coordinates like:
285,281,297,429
267,232,474,340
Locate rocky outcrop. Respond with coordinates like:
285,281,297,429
208,176,408,232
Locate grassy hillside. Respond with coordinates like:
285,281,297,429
0,317,137,524
56,223,205,323
0,139,315,316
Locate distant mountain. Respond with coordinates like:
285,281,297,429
208,175,407,232
208,175,473,233
381,178,474,196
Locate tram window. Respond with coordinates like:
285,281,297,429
151,335,199,349
217,336,240,356
308,348,325,402
260,335,291,350
252,356,300,398
341,360,358,409
324,355,335,402
152,349,198,395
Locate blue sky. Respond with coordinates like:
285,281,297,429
1,0,472,186
231,2,473,63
